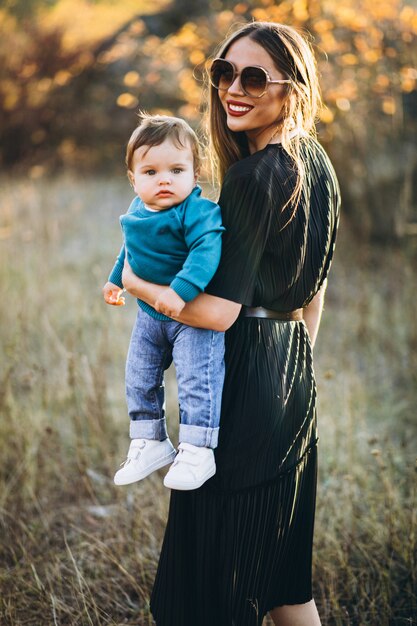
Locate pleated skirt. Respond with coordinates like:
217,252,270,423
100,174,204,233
151,318,318,626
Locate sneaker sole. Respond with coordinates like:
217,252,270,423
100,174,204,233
114,450,176,486
163,465,216,491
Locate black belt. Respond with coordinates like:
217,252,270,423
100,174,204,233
240,306,303,321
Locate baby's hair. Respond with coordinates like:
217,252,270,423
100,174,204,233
126,112,202,173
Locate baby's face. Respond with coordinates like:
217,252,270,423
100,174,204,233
129,139,197,211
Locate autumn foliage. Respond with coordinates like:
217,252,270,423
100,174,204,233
0,0,416,238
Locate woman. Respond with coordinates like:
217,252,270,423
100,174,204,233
122,21,340,626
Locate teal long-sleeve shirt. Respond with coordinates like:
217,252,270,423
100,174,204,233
108,186,224,320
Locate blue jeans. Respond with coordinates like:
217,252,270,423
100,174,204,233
126,308,225,448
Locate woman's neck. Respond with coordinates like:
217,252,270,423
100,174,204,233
246,124,283,154
246,125,302,154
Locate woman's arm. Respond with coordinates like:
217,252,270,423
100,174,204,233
122,261,241,332
303,280,327,348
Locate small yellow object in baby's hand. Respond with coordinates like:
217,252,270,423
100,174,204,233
103,282,126,306
115,291,126,305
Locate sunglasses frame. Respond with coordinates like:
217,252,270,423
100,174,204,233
210,58,292,99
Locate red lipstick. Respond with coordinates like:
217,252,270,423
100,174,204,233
226,100,254,117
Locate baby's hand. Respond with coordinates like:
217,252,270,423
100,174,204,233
102,282,126,306
155,288,185,318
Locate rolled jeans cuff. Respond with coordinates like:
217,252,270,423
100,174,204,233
179,424,219,449
130,417,168,441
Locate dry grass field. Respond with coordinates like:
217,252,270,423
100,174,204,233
0,175,416,625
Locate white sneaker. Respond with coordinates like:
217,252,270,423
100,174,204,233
163,442,216,491
114,438,176,486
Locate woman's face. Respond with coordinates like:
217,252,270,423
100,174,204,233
219,36,289,151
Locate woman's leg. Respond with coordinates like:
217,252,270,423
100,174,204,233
269,599,321,626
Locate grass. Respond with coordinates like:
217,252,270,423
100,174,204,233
0,174,416,625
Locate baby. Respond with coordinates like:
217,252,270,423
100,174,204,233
103,114,225,490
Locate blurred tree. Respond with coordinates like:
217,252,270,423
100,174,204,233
142,0,211,36
0,0,210,171
0,0,58,20
0,0,416,241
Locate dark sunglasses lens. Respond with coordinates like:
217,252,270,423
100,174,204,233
241,66,267,96
210,60,234,90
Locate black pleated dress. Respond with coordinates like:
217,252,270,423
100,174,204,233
150,137,340,626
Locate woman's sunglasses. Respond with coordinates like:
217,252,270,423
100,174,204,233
209,58,292,99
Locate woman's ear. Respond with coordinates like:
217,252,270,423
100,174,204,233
281,92,297,129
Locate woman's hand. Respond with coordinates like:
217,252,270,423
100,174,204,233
173,294,241,331
155,288,186,318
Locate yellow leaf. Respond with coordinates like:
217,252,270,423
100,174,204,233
38,78,52,92
375,74,390,88
124,71,141,88
336,98,350,112
400,67,417,92
1,80,20,111
251,8,269,20
401,78,416,93
382,97,396,115
319,33,339,54
319,107,334,124
189,50,205,66
234,3,249,14
401,67,417,80
150,107,174,117
178,104,200,121
293,0,309,21
42,0,166,52
313,19,333,34
176,23,199,48
363,49,380,63
128,20,146,36
400,6,414,24
340,53,358,66
20,64,38,79
116,93,138,109
58,138,76,156
54,70,72,86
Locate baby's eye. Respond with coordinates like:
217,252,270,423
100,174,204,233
172,168,183,174
145,169,156,175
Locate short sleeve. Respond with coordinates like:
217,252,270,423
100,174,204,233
206,168,273,305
